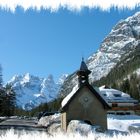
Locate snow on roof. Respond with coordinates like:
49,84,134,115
98,86,138,103
61,85,78,108
61,85,138,108
99,87,130,97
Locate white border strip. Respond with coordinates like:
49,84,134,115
0,0,139,12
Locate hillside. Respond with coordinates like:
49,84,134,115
60,12,140,98
93,44,140,99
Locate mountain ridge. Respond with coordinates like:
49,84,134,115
60,11,140,97
8,73,67,110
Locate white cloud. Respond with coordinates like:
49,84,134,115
0,0,139,12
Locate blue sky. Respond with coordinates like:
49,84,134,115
0,6,140,83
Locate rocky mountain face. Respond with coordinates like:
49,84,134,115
60,12,140,97
8,73,67,110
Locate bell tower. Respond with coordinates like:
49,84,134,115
76,58,91,87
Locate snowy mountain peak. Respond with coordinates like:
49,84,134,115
8,73,67,110
86,11,140,82
46,74,55,85
23,73,31,83
9,74,22,83
57,74,68,85
126,11,140,22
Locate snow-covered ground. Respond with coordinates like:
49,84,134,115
1,114,140,140
0,117,7,122
108,115,140,132
38,114,140,133
0,129,140,140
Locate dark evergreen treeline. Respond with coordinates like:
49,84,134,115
29,97,63,117
119,74,140,100
11,97,63,117
93,45,140,100
0,65,16,116
0,85,16,116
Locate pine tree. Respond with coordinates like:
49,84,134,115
129,74,140,100
120,79,131,95
0,84,16,116
5,84,16,116
0,65,16,116
0,88,6,116
0,64,3,88
0,64,4,115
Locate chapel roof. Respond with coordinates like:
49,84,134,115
61,83,111,112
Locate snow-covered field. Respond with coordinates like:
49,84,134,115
1,114,140,140
108,115,140,132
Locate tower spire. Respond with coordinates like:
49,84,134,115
77,59,91,87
